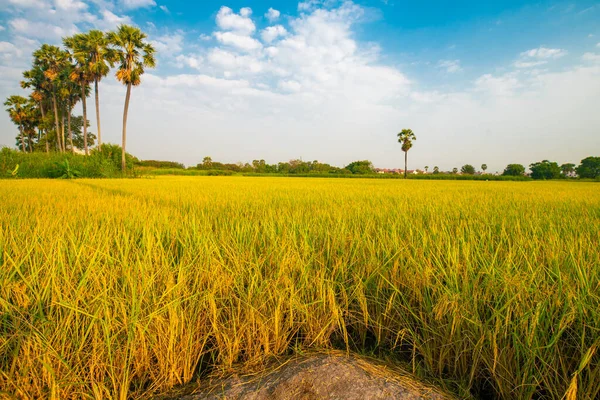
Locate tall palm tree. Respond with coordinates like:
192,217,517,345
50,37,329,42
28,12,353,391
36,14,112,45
58,61,87,153
481,164,488,174
64,36,93,155
107,25,156,171
22,66,50,152
397,129,416,179
32,44,68,153
67,30,115,148
4,95,28,152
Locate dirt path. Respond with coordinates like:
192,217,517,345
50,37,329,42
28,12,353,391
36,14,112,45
173,352,454,400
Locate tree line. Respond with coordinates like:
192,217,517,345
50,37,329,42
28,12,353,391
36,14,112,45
4,25,155,171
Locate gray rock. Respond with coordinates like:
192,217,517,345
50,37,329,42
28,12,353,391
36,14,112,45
177,353,452,400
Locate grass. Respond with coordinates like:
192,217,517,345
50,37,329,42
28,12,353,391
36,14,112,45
1,177,599,399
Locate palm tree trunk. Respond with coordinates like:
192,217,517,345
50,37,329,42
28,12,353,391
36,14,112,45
61,114,66,153
40,101,49,153
82,86,88,156
19,123,25,152
404,151,407,179
52,92,62,153
121,83,132,172
95,79,102,148
67,99,74,153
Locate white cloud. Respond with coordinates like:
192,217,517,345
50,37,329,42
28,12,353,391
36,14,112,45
175,54,204,70
438,59,462,73
265,8,280,22
216,6,256,34
261,25,287,43
474,73,521,97
514,60,547,68
5,0,46,8
55,0,88,11
121,0,156,9
240,7,252,17
9,18,79,41
0,26,5,32
97,10,132,30
278,79,302,92
597,42,600,48
520,47,567,59
199,34,211,41
151,33,184,56
214,31,262,51
582,52,600,63
159,5,169,14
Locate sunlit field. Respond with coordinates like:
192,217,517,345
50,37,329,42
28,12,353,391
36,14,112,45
1,177,599,399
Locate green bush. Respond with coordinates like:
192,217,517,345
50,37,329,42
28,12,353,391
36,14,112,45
0,144,136,179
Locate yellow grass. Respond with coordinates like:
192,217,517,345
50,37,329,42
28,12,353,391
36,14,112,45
1,177,599,399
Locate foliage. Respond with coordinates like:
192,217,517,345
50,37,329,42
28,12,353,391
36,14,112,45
0,145,135,178
54,159,81,179
460,164,476,175
503,163,526,176
136,160,185,169
1,178,599,399
576,157,600,179
529,160,561,180
344,160,375,175
560,163,576,177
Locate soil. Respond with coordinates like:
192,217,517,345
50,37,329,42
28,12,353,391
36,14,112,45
172,352,454,400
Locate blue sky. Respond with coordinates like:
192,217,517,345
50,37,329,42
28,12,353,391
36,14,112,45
1,0,599,171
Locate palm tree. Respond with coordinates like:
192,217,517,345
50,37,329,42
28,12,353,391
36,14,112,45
4,95,29,152
107,25,156,171
433,166,439,174
58,61,88,153
32,44,68,152
424,165,429,173
397,129,416,179
68,30,115,148
481,164,488,173
22,66,50,152
64,36,93,155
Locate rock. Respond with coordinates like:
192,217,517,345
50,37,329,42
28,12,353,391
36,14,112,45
177,353,452,400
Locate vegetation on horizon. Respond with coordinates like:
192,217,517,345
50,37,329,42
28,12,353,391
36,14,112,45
1,177,598,399
4,24,155,171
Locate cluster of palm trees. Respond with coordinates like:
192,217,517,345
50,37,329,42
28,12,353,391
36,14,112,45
4,24,155,171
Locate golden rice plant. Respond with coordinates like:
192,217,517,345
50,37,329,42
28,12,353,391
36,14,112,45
1,177,599,399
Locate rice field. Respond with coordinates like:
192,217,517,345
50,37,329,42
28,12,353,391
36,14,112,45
1,176,599,399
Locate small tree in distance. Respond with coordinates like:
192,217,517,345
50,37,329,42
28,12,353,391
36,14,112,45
481,164,488,173
560,163,575,177
461,164,476,175
503,164,525,176
452,167,458,174
397,129,416,178
433,166,439,174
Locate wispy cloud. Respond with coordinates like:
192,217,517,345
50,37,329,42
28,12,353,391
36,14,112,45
438,59,462,73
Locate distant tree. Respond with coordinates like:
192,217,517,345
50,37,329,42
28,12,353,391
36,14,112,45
69,116,96,150
4,95,29,152
503,164,526,176
560,163,576,177
108,25,156,171
397,129,416,178
433,166,439,174
424,166,429,173
203,156,213,168
452,167,458,174
481,164,488,173
576,157,600,179
33,44,68,152
461,164,476,175
529,160,561,180
345,160,374,175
